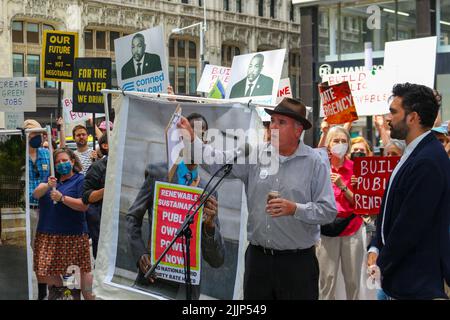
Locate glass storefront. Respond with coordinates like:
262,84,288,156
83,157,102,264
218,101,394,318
319,0,416,62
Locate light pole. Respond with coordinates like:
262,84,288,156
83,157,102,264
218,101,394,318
171,3,207,94
171,22,205,73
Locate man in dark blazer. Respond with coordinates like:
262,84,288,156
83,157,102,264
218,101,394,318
368,83,450,300
229,53,274,98
121,33,162,80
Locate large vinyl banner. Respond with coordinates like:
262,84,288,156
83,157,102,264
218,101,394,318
94,95,261,300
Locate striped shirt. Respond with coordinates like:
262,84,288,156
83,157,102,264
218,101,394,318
74,149,93,175
29,148,51,205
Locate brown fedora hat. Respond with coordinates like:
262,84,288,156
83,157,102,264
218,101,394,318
264,97,312,130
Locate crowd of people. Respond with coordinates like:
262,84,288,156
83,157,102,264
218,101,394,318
22,82,450,300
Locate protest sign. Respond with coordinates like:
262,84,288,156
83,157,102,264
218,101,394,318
165,105,183,182
41,30,78,82
0,77,36,112
384,36,436,89
72,58,111,113
197,65,231,93
115,26,168,93
4,112,24,130
319,81,358,124
226,49,286,106
353,156,400,214
62,98,90,124
321,69,391,116
151,181,203,285
276,78,293,103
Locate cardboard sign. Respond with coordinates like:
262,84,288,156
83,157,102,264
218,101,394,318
41,30,78,82
197,65,232,93
165,105,183,182
226,49,286,106
0,77,36,112
353,157,400,214
151,181,203,285
321,69,391,116
72,58,111,113
62,98,90,124
4,112,24,130
276,78,293,103
115,26,169,93
319,81,358,124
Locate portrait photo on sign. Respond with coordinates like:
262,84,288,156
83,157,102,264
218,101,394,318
114,26,169,93
226,49,286,105
105,96,257,300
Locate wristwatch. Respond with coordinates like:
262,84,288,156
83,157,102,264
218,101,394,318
59,194,65,203
340,185,348,192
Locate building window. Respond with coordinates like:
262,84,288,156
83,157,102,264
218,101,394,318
181,0,189,4
27,23,39,44
13,54,24,77
12,21,24,43
289,52,300,98
169,37,199,94
169,39,175,57
270,0,276,19
221,44,241,67
189,67,197,95
177,66,186,93
224,0,229,11
178,40,186,58
236,0,242,13
110,31,120,51
27,55,40,87
96,31,106,50
11,20,56,88
290,4,294,21
258,0,264,17
440,0,450,48
199,0,202,6
189,41,196,59
85,30,93,49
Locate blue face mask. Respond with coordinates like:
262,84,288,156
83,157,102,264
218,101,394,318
29,135,42,148
176,161,198,186
56,161,72,175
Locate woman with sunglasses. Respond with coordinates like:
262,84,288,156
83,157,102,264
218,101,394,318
32,148,93,300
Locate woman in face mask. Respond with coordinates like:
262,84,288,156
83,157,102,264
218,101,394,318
316,126,365,300
31,148,94,300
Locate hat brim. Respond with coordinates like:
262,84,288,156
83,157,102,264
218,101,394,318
264,108,312,130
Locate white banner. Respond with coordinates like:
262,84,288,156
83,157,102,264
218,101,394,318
0,77,36,112
197,65,232,93
115,26,169,94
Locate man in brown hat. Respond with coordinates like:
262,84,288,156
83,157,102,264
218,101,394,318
177,97,336,300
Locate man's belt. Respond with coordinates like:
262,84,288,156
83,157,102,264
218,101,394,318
250,244,314,256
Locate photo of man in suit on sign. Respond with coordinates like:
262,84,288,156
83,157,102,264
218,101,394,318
121,33,162,80
229,53,274,98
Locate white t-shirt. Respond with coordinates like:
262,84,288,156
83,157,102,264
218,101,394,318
75,149,93,175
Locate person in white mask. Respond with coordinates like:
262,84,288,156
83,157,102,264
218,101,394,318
316,125,365,300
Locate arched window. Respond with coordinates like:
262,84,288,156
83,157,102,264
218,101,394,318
221,44,241,67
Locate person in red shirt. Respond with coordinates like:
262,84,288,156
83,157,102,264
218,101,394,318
317,125,364,300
